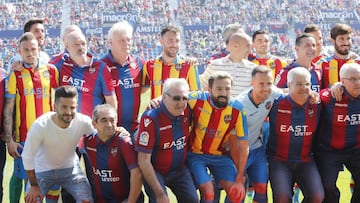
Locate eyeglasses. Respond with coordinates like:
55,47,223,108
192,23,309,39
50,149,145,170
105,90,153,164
343,77,360,83
292,82,311,87
165,92,189,101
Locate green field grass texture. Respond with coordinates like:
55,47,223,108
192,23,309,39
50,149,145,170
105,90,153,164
1,91,353,202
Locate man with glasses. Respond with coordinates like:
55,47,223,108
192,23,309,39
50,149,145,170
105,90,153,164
267,67,324,202
135,78,198,203
317,63,360,203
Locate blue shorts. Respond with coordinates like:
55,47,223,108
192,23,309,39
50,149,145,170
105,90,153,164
14,142,27,179
186,152,237,186
246,146,268,184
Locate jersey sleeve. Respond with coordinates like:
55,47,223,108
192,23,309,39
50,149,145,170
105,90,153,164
187,64,201,91
101,64,115,96
275,68,289,88
119,136,138,170
135,114,157,154
5,71,17,98
235,109,249,140
141,61,150,87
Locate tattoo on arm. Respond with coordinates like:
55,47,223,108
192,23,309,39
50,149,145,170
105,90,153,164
3,98,15,143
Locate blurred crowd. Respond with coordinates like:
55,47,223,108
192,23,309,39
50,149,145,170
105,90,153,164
1,0,360,69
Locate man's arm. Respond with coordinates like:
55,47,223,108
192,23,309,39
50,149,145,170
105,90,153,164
104,94,118,111
137,152,169,203
127,167,143,203
25,170,43,203
3,97,22,158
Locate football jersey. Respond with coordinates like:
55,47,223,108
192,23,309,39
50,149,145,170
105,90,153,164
5,63,59,142
79,134,138,202
188,91,248,155
101,51,145,132
250,54,287,80
275,60,323,92
318,89,360,151
267,95,320,162
135,102,191,175
142,56,200,99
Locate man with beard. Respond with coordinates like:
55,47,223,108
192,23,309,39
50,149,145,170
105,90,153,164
3,33,59,203
53,31,117,117
142,25,200,99
318,23,360,88
21,86,94,203
186,71,249,203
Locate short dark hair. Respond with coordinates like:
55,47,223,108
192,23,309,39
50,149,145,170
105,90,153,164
252,30,269,42
303,24,320,33
24,18,44,33
161,25,181,37
330,23,352,40
54,86,78,103
295,33,315,46
251,65,272,77
208,71,233,88
19,32,37,44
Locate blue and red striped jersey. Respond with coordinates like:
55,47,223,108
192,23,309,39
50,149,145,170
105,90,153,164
275,60,323,92
267,95,320,162
318,89,360,151
78,134,138,203
135,102,191,176
101,51,145,132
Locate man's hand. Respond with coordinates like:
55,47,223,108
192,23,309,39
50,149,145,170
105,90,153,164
7,138,22,159
309,91,320,105
146,96,162,110
155,193,170,203
25,185,43,203
330,82,343,101
115,127,130,137
11,61,24,71
229,181,245,202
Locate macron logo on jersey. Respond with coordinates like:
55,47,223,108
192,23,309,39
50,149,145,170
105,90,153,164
144,118,152,127
337,114,360,125
280,125,313,136
163,136,186,150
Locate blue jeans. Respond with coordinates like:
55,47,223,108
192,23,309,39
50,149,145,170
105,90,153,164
36,165,93,203
317,149,360,203
268,159,324,203
143,168,198,203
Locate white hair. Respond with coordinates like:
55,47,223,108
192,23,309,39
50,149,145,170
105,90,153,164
287,67,311,83
339,63,360,79
107,21,133,41
162,78,189,95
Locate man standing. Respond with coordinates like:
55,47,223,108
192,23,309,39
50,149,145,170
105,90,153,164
53,31,117,116
276,33,323,92
0,67,6,203
267,67,324,202
318,23,360,88
22,86,94,203
101,21,147,135
142,25,200,99
136,78,198,203
250,30,287,79
200,32,257,97
78,104,142,202
187,71,249,203
303,24,327,63
317,63,360,203
3,32,59,203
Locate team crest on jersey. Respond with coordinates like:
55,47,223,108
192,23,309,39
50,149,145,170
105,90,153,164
308,108,314,117
265,101,272,110
269,61,276,70
224,114,232,123
89,66,96,73
175,64,182,70
42,70,50,78
110,146,118,157
139,131,150,146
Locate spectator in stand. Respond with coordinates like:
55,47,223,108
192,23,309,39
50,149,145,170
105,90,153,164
250,30,287,80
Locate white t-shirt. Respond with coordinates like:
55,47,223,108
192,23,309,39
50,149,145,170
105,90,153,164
236,86,282,150
22,112,95,172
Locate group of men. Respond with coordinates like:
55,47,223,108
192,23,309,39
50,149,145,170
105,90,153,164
0,17,359,203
